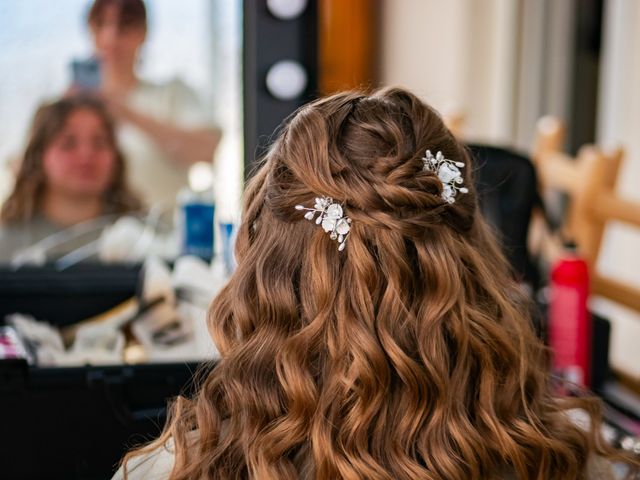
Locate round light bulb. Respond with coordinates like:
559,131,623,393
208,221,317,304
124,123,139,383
266,0,308,20
265,60,308,101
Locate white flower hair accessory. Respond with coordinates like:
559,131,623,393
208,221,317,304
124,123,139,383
295,196,352,251
422,150,469,204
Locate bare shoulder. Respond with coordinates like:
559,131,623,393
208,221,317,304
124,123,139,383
111,444,175,480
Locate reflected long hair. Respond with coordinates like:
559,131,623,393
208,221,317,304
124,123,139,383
125,88,637,479
1,96,141,223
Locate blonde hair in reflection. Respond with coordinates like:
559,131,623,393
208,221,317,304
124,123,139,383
124,87,638,479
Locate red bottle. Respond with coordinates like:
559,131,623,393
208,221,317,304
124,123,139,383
548,253,591,387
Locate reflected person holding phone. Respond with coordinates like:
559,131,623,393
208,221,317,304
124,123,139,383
72,0,221,206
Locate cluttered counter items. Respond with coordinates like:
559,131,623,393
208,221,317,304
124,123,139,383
4,255,223,367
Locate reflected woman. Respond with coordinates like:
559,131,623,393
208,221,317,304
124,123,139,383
83,0,221,206
0,96,141,262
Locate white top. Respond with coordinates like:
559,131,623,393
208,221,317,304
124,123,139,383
112,441,617,480
119,78,213,206
112,444,175,480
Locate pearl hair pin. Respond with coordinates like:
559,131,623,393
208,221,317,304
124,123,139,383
295,196,351,251
422,150,468,204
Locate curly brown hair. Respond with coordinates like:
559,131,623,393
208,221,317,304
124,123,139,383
1,96,141,224
124,87,638,479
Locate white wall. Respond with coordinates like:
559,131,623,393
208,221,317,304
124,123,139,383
593,0,640,377
380,0,577,149
380,0,469,115
380,0,520,145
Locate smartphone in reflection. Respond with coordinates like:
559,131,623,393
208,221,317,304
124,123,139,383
70,57,101,91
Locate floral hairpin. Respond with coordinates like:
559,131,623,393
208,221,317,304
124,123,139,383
422,150,468,204
295,196,351,251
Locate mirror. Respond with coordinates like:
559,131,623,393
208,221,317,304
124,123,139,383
0,0,243,265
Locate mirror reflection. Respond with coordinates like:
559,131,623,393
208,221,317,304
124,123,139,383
0,0,242,265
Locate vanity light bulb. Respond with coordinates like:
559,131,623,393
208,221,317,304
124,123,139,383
265,60,307,101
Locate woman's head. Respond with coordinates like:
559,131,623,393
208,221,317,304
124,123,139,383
239,88,477,269
129,88,633,479
1,96,140,223
87,0,147,70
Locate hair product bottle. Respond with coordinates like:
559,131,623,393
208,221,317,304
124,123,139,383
548,250,592,388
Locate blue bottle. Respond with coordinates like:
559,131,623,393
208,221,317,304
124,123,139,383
178,188,215,261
